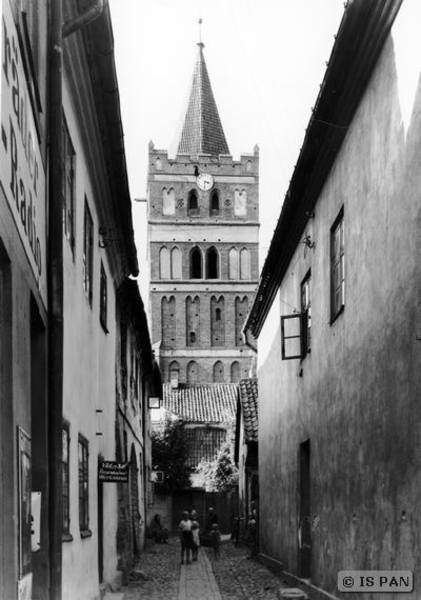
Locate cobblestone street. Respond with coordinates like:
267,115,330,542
118,537,291,599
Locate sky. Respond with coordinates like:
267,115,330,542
108,0,346,303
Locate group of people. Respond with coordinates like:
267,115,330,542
179,506,221,564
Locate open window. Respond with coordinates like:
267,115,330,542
281,313,306,360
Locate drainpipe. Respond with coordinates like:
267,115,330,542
62,0,104,38
48,1,104,598
48,0,64,596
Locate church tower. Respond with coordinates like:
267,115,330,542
147,40,259,385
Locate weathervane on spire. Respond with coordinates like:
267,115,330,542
198,18,203,47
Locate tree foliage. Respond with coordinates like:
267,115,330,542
196,439,238,492
151,418,193,493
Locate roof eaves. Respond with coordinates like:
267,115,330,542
244,0,403,338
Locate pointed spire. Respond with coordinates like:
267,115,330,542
176,27,230,157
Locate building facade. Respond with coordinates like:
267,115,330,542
244,1,421,598
147,42,259,385
0,2,156,599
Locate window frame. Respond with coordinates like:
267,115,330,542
83,200,94,305
330,208,345,323
99,261,108,331
301,271,311,357
62,422,71,538
78,434,90,536
62,118,76,254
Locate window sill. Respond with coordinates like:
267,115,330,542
62,532,74,543
80,529,93,539
330,304,345,325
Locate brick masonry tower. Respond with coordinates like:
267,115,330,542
147,41,259,385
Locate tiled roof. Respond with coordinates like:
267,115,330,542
162,383,237,423
177,43,230,157
238,378,258,443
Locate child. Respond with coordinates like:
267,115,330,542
178,511,192,564
210,522,221,560
191,520,200,561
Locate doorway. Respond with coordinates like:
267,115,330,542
298,439,311,578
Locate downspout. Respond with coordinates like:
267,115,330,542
48,0,64,596
62,0,104,38
48,2,105,598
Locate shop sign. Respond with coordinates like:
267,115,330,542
98,461,129,483
1,1,47,306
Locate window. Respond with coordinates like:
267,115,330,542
206,247,219,279
161,296,176,349
100,262,107,330
211,296,225,346
186,296,200,347
210,190,220,215
162,187,175,215
235,296,249,346
78,435,90,534
190,247,202,279
83,201,93,304
62,423,70,536
331,209,345,321
301,272,311,356
230,361,240,383
62,119,75,253
188,190,199,215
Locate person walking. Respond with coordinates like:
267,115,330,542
178,511,193,564
210,522,221,560
191,519,200,561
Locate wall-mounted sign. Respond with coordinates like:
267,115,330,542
148,396,161,409
98,461,129,483
1,1,47,306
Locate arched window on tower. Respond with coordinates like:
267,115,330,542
171,247,182,279
162,187,175,215
213,361,224,383
206,247,219,279
228,247,239,280
211,296,225,346
235,296,249,346
240,248,250,280
161,296,176,349
190,247,202,279
187,190,199,215
169,360,180,386
187,361,198,384
186,296,200,347
210,190,220,215
159,247,170,279
230,361,241,383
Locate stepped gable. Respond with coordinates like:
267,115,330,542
177,43,230,157
238,378,258,442
162,383,237,423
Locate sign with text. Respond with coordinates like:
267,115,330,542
1,1,47,306
98,461,129,483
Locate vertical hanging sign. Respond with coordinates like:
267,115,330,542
0,0,47,306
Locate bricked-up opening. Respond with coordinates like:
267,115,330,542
206,247,219,279
161,296,176,349
186,296,200,346
235,296,249,346
240,248,250,280
213,361,224,382
230,361,240,383
159,247,170,279
187,190,199,215
187,360,198,384
190,247,202,279
228,247,239,280
169,361,180,386
210,190,220,215
162,187,175,215
211,296,225,346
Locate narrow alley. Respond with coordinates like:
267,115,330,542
113,537,297,600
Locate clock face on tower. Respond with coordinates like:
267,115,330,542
196,173,214,191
